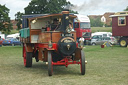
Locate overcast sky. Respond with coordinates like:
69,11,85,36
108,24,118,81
0,0,128,19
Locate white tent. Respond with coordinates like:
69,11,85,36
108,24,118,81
6,33,20,39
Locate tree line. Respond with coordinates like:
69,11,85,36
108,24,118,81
0,0,128,34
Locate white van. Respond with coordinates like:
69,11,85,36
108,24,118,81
0,34,5,39
6,33,20,40
91,32,112,37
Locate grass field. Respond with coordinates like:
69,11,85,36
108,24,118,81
0,45,128,85
91,27,112,33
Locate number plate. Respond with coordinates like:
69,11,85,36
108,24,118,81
61,34,73,37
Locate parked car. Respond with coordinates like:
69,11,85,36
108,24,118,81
6,33,20,40
2,38,21,46
91,36,117,45
0,38,4,45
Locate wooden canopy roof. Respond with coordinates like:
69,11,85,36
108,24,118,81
28,13,77,21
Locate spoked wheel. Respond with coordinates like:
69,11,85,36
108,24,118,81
80,50,85,75
119,37,127,47
48,51,53,76
23,45,32,67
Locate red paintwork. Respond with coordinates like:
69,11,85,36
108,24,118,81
76,42,78,47
34,42,78,50
52,57,81,67
47,27,50,31
34,43,57,50
0,38,5,45
23,45,26,66
52,43,58,50
112,16,128,36
33,42,80,68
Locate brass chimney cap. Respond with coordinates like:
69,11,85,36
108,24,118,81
62,9,69,14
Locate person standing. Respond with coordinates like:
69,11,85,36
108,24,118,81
0,36,2,47
79,36,85,48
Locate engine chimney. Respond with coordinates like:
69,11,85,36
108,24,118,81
61,9,69,33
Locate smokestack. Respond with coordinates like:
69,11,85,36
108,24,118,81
62,9,69,33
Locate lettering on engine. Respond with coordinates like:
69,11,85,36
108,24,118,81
61,37,75,43
61,34,73,37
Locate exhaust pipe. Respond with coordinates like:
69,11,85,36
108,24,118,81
61,9,69,33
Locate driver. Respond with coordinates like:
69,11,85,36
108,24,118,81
66,22,74,33
51,18,59,31
69,22,74,31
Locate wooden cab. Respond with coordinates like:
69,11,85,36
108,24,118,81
28,14,77,44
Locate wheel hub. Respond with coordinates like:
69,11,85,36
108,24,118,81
121,40,126,46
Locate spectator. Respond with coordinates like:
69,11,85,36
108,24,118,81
79,36,85,48
79,36,84,42
0,36,2,47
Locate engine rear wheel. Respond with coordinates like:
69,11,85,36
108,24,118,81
119,37,127,47
80,50,85,75
48,51,53,76
23,45,32,67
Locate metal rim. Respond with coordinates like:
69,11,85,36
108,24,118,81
120,40,126,46
48,51,53,76
80,50,85,75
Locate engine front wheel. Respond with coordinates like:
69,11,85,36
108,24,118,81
80,50,85,75
23,45,32,67
48,51,53,76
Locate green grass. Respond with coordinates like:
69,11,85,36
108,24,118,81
0,45,128,85
91,27,112,33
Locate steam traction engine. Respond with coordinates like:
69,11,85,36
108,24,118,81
20,10,87,76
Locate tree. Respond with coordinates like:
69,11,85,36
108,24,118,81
15,12,24,30
24,0,77,14
0,4,12,34
90,17,104,27
124,6,128,11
